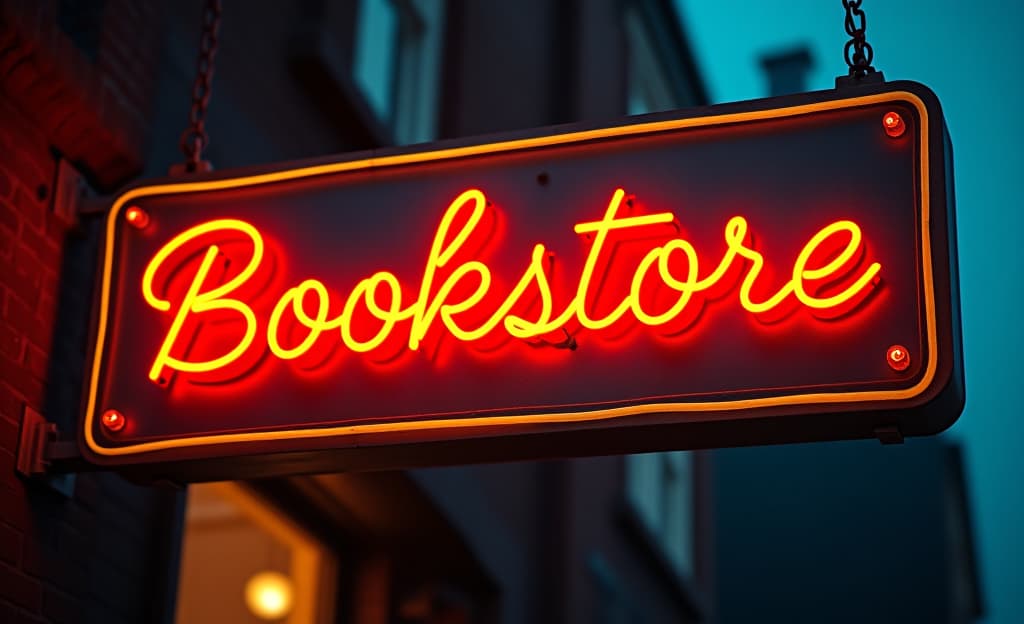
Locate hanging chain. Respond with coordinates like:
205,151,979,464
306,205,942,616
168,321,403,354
842,0,876,78
179,0,222,172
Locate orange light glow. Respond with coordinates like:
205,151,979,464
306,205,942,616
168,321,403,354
883,111,905,138
125,206,151,229
101,409,126,432
887,344,910,371
244,571,294,620
141,188,883,382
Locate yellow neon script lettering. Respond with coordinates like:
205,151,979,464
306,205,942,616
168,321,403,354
142,219,262,381
140,189,882,379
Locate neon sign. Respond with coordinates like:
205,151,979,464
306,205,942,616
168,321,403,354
141,188,882,383
80,82,962,479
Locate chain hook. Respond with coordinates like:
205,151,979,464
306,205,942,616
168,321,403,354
177,0,222,173
842,0,876,78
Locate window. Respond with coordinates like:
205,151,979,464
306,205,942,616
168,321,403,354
175,483,336,624
352,0,444,144
625,451,695,579
623,4,676,115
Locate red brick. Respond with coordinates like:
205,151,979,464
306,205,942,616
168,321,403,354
4,58,45,104
22,344,45,381
0,449,21,491
50,109,94,159
0,40,34,84
39,272,56,299
42,585,83,624
35,292,56,332
0,129,45,175
0,321,23,362
0,521,20,565
0,562,42,611
15,250,52,301
14,189,46,231
0,167,10,200
0,223,13,258
3,293,51,352
0,252,43,308
34,288,55,334
0,484,30,532
20,78,64,134
44,210,69,243
0,407,16,454
0,197,18,233
19,227,61,268
0,353,44,409
0,383,21,424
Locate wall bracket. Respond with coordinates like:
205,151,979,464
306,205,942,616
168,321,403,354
16,406,88,488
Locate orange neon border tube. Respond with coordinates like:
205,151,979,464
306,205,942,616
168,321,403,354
83,90,939,458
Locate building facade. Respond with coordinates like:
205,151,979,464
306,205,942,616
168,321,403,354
0,1,711,622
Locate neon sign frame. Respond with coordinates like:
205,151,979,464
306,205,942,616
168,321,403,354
80,81,962,478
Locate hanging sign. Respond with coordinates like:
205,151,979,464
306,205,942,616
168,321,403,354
81,80,962,479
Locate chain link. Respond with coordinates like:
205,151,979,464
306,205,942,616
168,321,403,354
179,0,222,171
842,0,875,78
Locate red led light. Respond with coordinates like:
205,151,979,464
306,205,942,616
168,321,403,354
126,206,151,229
886,345,910,372
882,112,905,138
101,409,126,432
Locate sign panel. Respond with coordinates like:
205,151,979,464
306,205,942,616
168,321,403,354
81,81,962,479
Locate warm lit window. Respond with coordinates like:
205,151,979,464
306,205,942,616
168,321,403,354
175,482,336,624
352,0,444,144
625,451,695,579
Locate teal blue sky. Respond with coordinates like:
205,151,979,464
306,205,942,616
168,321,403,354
674,1,1024,621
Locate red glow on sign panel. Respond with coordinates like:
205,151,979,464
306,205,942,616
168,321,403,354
140,187,882,385
80,82,962,477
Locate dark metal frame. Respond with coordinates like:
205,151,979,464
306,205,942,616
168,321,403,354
73,79,962,483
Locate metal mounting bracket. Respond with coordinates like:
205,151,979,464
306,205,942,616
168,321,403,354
168,161,213,176
15,406,56,477
16,406,88,485
835,71,886,89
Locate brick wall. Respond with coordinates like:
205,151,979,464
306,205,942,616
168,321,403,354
0,1,183,623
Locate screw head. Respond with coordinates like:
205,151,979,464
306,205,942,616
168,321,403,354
886,345,910,372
